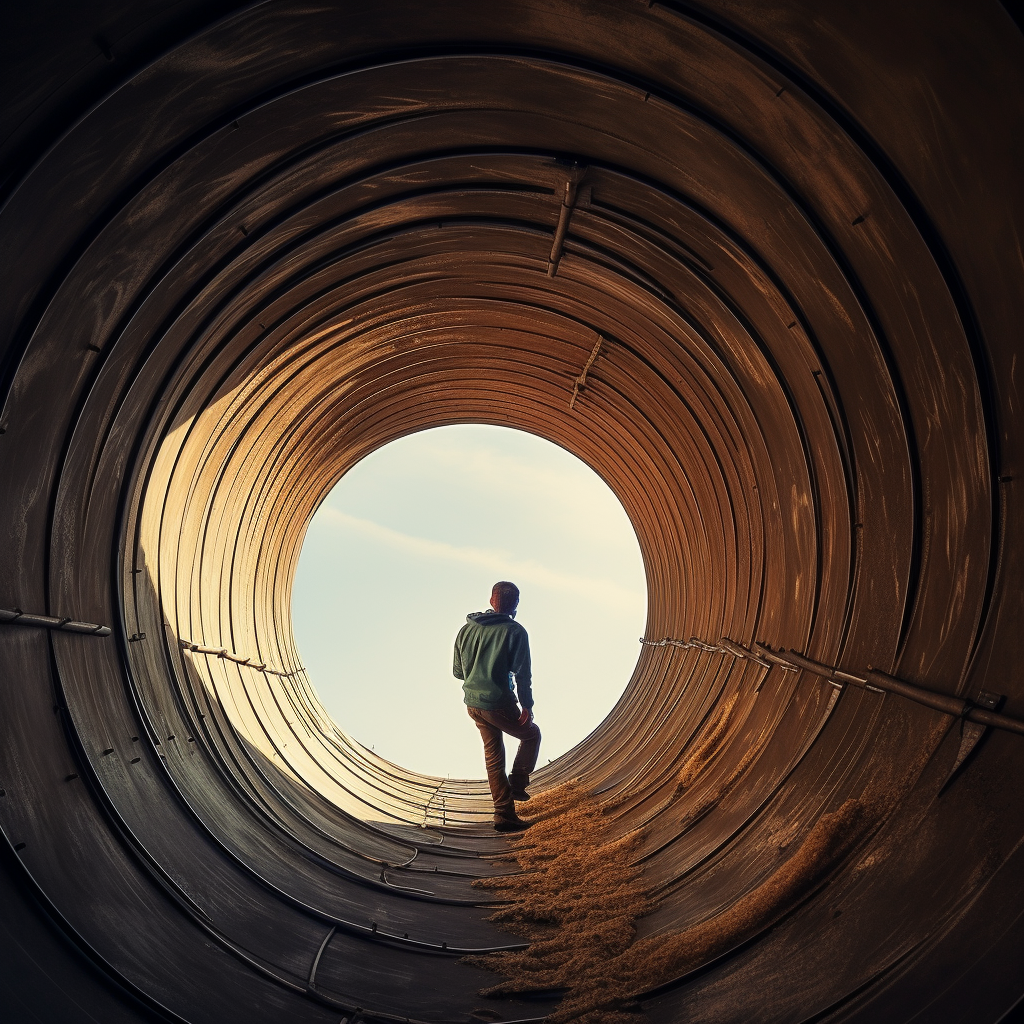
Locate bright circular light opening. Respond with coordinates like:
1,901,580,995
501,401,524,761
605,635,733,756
292,424,648,779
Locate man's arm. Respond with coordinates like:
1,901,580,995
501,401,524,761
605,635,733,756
509,624,533,710
453,626,465,680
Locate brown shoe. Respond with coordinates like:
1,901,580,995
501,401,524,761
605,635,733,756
494,816,531,833
509,776,530,801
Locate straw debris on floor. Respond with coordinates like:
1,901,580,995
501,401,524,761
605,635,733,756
466,778,870,1024
679,723,766,831
674,692,739,794
464,782,655,1023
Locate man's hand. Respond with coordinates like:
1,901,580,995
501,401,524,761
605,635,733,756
518,707,534,726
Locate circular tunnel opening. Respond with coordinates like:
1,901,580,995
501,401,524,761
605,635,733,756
291,422,648,780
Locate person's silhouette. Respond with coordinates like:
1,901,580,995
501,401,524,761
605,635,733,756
453,581,541,832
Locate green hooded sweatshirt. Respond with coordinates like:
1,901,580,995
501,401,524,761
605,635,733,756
453,610,533,711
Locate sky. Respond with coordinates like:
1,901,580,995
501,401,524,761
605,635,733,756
291,424,648,779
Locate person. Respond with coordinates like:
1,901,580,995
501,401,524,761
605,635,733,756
453,581,541,832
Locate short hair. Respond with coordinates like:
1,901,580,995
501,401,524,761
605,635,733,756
490,581,520,614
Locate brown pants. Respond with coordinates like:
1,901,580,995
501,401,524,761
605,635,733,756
467,706,542,823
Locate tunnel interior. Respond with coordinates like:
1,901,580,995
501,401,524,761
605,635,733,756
2,2,1024,1022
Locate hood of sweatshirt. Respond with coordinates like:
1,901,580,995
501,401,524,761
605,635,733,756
466,610,514,626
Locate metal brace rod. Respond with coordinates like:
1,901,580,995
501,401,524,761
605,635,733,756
307,924,336,988
639,634,770,668
866,668,1024,735
640,634,1024,736
718,637,771,668
688,637,721,653
639,635,711,650
179,637,304,679
638,636,695,650
0,607,111,636
769,648,883,691
750,643,799,673
757,644,1024,737
547,167,585,276
569,334,603,411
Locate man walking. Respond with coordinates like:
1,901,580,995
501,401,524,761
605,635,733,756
453,581,541,833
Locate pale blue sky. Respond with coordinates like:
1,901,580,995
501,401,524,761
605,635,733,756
291,424,648,779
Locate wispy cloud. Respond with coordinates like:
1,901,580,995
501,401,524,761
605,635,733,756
318,507,644,612
336,426,638,550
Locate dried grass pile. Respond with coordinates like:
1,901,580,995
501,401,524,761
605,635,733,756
674,693,739,794
467,784,869,1024
465,782,656,1024
543,797,868,1022
679,730,765,830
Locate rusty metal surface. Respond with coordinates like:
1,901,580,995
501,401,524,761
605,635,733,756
0,1,1022,1022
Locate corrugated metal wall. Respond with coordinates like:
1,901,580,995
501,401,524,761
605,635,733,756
1,3,1022,1021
